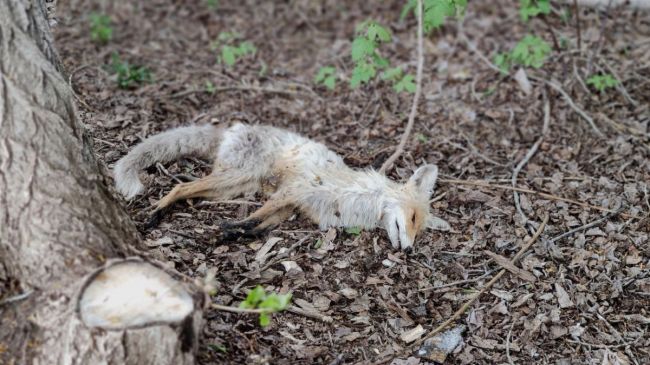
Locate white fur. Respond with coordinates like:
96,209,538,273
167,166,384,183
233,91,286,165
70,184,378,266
114,123,447,250
113,124,221,199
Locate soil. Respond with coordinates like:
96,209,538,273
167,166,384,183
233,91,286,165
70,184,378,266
54,0,649,364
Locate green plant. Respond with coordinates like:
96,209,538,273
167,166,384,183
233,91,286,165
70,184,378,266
344,226,362,236
315,66,337,90
349,20,391,88
586,73,618,93
494,35,551,73
519,0,550,22
206,0,218,9
205,80,216,94
89,13,113,44
239,286,292,327
213,32,256,67
401,0,467,33
110,54,152,89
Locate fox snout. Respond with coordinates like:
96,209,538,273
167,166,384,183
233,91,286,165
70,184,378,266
383,207,420,251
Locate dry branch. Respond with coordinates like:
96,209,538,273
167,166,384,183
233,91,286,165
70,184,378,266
379,0,424,174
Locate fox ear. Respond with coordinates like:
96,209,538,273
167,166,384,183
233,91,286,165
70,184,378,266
408,164,438,199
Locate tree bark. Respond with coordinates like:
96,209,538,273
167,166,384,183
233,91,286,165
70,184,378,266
0,1,203,364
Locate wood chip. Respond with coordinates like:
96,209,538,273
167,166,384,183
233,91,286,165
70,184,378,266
555,283,574,308
484,250,537,282
400,325,425,343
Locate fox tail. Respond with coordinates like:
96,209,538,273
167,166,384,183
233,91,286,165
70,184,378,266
113,124,221,199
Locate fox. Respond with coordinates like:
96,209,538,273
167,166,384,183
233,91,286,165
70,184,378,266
113,123,449,251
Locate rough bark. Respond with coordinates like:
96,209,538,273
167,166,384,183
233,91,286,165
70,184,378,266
0,1,202,364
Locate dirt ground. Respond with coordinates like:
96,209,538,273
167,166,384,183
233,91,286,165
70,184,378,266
53,0,649,363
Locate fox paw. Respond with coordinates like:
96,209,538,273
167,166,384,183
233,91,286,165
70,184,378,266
219,219,264,241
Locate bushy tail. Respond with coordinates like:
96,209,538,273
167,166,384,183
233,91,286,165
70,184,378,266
113,124,222,199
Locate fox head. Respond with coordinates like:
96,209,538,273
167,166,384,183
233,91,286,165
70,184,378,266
382,164,449,251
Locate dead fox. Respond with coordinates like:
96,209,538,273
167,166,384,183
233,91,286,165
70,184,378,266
114,123,449,250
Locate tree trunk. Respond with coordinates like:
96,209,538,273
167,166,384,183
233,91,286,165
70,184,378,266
0,1,203,364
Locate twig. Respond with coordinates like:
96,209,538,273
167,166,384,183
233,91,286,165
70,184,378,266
512,99,550,232
550,208,622,242
573,0,583,52
414,214,549,347
287,305,333,323
438,178,638,219
212,303,272,314
0,290,33,306
532,77,603,136
379,0,424,174
418,269,497,292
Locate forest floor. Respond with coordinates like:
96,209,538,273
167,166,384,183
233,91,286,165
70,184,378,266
54,0,649,364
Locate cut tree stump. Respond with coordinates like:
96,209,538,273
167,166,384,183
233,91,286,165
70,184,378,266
0,1,203,364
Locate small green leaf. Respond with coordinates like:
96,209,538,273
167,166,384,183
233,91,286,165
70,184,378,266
394,74,416,93
367,23,391,43
345,226,362,235
221,46,237,66
372,54,390,68
236,41,256,56
381,67,403,81
205,80,216,94
208,343,227,353
351,37,375,62
240,285,266,308
259,313,270,327
416,133,428,142
314,239,323,249
586,74,618,93
350,61,376,88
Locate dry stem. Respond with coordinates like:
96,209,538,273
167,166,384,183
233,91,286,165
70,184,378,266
379,0,424,174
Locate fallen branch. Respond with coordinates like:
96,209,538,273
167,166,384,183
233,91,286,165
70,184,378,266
439,178,639,219
414,214,549,347
287,305,333,323
379,0,424,174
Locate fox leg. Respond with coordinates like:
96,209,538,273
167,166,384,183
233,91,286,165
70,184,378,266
220,198,294,240
147,171,260,228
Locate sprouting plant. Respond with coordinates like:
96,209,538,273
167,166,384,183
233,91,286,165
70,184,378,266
315,66,337,90
205,80,216,94
519,0,550,22
109,54,152,89
239,286,292,327
89,13,113,44
382,67,416,93
206,0,218,9
586,73,618,93
212,32,256,67
494,35,551,73
344,226,362,236
349,20,391,88
401,0,467,33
